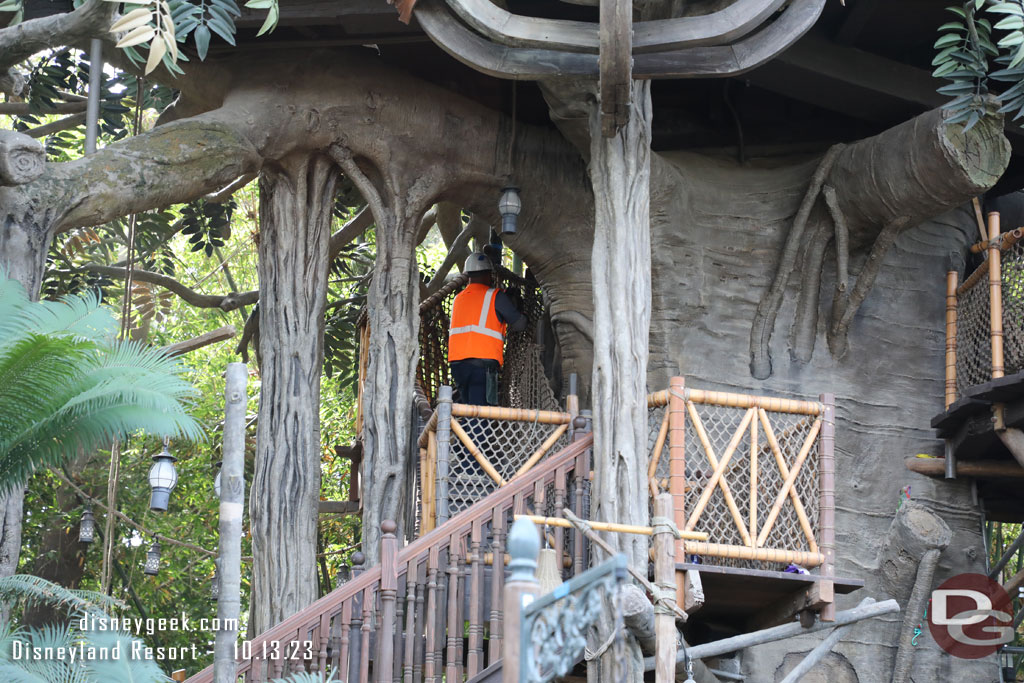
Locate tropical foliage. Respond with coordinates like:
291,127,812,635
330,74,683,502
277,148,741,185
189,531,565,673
0,276,202,494
934,0,1024,128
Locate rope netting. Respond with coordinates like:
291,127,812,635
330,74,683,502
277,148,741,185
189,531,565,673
417,268,558,411
647,402,819,570
957,240,1024,393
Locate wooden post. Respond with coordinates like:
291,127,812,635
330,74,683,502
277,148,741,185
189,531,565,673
214,362,246,683
989,212,1005,379
945,270,959,409
811,393,836,621
652,494,677,683
749,412,758,547
668,377,686,560
435,386,453,526
502,517,541,683
566,372,579,423
377,521,398,682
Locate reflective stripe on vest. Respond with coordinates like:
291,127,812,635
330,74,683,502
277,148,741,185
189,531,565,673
448,284,507,364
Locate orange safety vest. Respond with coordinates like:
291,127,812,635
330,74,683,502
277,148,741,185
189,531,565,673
448,283,508,365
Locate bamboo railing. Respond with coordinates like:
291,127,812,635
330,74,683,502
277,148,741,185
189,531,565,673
646,378,833,611
945,212,1024,405
417,392,576,532
185,431,594,683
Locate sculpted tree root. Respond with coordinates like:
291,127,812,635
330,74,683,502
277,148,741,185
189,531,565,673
748,107,1010,379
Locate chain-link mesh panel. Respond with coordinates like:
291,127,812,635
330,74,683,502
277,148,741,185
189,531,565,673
447,416,571,516
957,241,1024,393
417,269,556,410
679,405,819,569
957,272,993,393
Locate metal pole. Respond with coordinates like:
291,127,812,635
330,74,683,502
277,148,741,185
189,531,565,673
84,39,103,155
214,363,247,683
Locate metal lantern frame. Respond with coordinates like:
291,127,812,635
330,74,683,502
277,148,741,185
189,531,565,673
149,441,178,512
499,186,521,235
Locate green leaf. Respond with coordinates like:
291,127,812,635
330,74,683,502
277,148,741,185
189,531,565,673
194,23,210,60
995,15,1024,30
999,32,1024,47
256,2,277,36
988,2,1024,15
948,5,967,18
935,33,963,48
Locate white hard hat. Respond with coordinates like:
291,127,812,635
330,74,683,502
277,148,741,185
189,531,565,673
464,252,492,273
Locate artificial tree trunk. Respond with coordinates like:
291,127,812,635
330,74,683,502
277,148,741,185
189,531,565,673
586,79,653,682
249,152,337,632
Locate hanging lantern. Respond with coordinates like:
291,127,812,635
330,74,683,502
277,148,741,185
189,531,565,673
213,460,223,499
78,505,95,544
148,441,178,512
498,186,521,235
143,540,161,576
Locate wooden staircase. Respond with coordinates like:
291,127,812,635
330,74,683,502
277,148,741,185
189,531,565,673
186,432,594,683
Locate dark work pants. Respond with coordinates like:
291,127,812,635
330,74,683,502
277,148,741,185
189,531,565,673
450,359,498,406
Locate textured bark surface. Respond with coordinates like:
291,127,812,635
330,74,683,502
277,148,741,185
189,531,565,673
249,152,336,633
586,79,652,683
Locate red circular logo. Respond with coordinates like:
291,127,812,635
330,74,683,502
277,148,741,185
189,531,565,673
927,573,1013,659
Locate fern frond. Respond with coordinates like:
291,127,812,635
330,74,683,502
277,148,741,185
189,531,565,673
0,575,121,616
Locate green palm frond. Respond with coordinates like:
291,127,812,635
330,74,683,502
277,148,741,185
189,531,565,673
0,575,122,616
83,627,168,683
0,274,204,493
0,620,83,683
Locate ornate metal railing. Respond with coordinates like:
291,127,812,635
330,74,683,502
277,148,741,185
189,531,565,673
646,378,835,615
417,390,577,532
944,212,1024,407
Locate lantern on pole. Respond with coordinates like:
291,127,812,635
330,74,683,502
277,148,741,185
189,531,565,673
78,505,95,544
143,540,161,576
148,440,178,512
499,186,521,235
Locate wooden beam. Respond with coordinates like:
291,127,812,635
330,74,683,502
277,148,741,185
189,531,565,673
160,325,237,358
599,0,632,137
319,501,360,515
905,457,1024,480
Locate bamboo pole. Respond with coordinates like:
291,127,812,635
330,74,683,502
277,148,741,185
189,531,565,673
958,258,990,295
647,408,670,482
450,403,571,424
816,393,836,621
758,409,818,554
649,388,823,416
668,377,687,566
515,514,710,541
905,457,1024,479
945,270,959,409
969,227,1024,254
511,423,569,480
989,212,1005,379
973,197,989,242
684,404,753,546
682,541,824,566
750,412,758,548
756,419,822,548
450,418,505,486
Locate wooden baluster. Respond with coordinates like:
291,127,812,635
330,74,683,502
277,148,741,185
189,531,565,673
424,547,440,683
553,467,566,575
349,554,366,683
456,537,466,682
445,537,462,683
360,586,373,683
467,520,485,676
488,506,507,664
403,559,418,683
316,618,329,680
502,517,541,683
339,601,353,683
393,574,405,683
271,641,285,680
434,547,449,681
413,559,427,683
572,413,592,576
378,521,398,682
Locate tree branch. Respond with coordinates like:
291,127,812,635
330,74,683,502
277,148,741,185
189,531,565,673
328,205,374,259
424,217,476,295
0,101,87,115
0,0,116,72
25,112,86,138
81,264,258,311
205,172,257,203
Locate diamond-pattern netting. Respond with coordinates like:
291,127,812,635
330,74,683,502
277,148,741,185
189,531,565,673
956,241,1024,393
447,417,571,516
646,401,820,570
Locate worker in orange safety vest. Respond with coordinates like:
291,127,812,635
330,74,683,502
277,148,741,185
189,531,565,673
448,252,526,405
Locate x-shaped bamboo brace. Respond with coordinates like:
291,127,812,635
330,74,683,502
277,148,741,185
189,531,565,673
685,403,753,547
757,408,818,553
755,411,821,549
